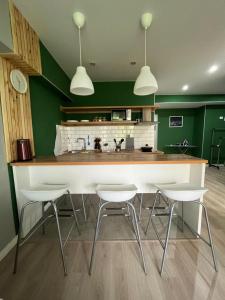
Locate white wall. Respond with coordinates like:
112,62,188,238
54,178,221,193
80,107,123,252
0,107,16,252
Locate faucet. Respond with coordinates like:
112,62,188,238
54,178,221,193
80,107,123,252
77,138,87,151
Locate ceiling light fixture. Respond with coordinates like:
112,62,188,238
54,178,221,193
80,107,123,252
182,84,189,91
208,64,218,74
133,12,158,96
70,12,94,96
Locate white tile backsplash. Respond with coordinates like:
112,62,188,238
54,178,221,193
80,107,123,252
57,125,155,152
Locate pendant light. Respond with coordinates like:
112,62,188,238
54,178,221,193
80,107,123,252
70,12,94,96
134,13,158,96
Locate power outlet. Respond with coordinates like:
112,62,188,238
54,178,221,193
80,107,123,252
219,116,223,120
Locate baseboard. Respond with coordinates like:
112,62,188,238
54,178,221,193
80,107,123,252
0,235,17,262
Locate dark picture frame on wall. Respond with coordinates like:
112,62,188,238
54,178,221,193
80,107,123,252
169,116,183,128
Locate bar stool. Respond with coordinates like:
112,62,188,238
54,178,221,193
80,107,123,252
145,183,217,275
89,184,147,275
13,184,80,276
138,182,176,220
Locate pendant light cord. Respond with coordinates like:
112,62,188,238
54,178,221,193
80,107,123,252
144,28,147,66
78,27,82,66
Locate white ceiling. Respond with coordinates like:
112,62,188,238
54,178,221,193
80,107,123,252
14,0,225,95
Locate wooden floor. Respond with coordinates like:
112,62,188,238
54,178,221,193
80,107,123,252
0,166,225,300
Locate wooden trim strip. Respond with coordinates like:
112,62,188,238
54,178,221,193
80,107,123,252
12,160,208,166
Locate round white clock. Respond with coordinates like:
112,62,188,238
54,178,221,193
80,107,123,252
10,69,28,94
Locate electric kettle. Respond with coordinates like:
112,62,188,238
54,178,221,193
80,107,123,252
17,139,32,161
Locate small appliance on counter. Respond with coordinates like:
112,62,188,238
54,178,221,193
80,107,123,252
17,139,32,161
125,135,134,151
141,144,153,152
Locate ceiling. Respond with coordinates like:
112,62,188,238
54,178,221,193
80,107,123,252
13,0,225,95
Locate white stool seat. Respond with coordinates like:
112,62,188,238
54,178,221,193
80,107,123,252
96,184,137,202
14,183,80,276
155,183,207,202
148,182,177,193
21,184,69,202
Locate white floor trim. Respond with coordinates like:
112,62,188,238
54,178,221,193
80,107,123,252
0,236,17,262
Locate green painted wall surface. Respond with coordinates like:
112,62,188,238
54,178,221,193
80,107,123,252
71,82,154,106
192,107,205,157
158,109,199,155
40,42,72,100
156,95,225,103
202,106,225,162
29,76,67,156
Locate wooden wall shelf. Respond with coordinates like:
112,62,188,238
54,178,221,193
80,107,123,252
60,105,159,114
61,121,137,126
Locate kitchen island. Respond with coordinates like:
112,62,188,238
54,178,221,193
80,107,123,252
12,152,207,236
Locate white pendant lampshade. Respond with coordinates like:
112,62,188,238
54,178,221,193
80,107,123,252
70,66,94,95
134,66,158,95
134,13,158,96
70,12,94,96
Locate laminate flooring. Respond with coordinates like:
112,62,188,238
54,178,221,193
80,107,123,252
0,166,225,300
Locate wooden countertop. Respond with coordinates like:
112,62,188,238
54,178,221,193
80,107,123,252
11,151,207,166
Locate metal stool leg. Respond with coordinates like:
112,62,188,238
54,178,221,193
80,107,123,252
217,148,221,169
199,202,218,271
160,202,176,275
81,194,87,221
13,201,34,274
42,202,46,235
89,202,108,275
180,201,184,232
52,201,67,276
138,193,144,221
128,202,147,274
67,191,80,235
145,191,160,234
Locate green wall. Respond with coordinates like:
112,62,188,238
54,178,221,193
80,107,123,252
157,105,225,162
158,109,197,154
192,107,205,157
29,76,67,156
29,43,72,156
156,94,225,104
71,82,154,106
40,42,72,100
202,106,225,162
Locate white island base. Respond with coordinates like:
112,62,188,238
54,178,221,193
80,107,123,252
13,162,206,237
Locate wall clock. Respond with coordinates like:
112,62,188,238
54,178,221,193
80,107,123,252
10,69,28,94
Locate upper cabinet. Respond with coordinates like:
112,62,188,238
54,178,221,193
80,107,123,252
0,0,42,75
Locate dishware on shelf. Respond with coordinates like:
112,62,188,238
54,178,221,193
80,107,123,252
67,120,78,122
81,120,89,122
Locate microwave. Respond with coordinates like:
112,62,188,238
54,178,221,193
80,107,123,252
111,109,131,121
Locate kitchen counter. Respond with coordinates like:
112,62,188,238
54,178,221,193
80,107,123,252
12,151,207,236
11,151,207,166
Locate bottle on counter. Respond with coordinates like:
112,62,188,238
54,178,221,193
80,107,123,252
94,137,102,152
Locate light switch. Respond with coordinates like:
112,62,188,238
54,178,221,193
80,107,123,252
219,116,223,119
